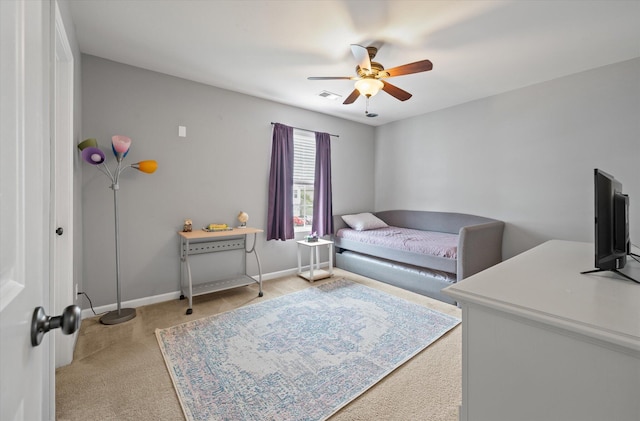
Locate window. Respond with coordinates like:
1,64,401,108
293,129,315,231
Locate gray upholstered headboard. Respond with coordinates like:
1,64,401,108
332,210,500,235
332,213,354,234
374,210,500,234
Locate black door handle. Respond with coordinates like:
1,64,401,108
31,305,81,347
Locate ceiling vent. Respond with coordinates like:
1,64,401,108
318,90,341,100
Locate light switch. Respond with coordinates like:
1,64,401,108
178,125,187,137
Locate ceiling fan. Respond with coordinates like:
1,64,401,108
308,44,433,105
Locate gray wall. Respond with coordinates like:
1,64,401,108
81,54,639,308
375,58,640,259
80,55,375,307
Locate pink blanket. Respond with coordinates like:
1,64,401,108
336,227,458,259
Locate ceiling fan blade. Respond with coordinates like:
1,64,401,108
308,76,355,80
350,44,371,74
382,81,412,101
343,89,360,104
383,59,433,77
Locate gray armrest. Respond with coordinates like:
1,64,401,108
457,220,505,281
332,215,349,236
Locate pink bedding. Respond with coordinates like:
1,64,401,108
336,227,458,259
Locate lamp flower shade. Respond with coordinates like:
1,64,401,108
132,160,158,174
77,138,98,151
112,135,132,153
111,135,131,160
81,146,106,165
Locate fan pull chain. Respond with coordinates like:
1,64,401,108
364,97,378,118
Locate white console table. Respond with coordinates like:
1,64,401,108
444,240,640,421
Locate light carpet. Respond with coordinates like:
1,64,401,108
156,278,460,421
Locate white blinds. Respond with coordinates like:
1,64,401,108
293,129,315,186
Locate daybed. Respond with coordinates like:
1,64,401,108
333,210,505,305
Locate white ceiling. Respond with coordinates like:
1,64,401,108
67,0,640,126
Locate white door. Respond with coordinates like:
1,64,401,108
0,1,53,420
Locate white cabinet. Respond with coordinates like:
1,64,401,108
444,240,640,421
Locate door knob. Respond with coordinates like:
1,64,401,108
31,305,81,347
56,227,63,235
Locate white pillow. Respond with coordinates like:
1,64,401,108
341,212,388,231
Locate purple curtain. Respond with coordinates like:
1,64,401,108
267,123,294,241
312,132,333,236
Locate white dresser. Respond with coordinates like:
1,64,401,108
444,240,640,421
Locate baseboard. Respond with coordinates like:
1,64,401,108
81,290,182,320
80,264,328,320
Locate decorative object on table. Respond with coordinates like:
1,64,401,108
156,278,460,421
305,231,318,242
203,223,231,232
182,219,193,233
78,136,157,325
237,211,248,228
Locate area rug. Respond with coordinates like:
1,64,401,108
155,278,460,421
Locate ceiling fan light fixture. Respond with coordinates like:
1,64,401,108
355,78,383,98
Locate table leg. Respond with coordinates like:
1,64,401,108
179,239,185,300
247,233,263,297
309,246,315,282
297,243,302,275
185,238,193,315
328,243,333,276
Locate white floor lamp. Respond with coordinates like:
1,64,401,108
78,136,157,325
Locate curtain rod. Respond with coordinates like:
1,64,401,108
270,122,339,138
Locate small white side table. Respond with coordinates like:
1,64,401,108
296,239,334,282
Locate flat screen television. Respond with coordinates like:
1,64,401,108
582,169,638,283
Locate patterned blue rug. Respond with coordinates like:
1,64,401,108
156,278,460,421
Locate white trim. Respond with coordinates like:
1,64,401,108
81,291,182,320
80,265,330,319
52,1,76,368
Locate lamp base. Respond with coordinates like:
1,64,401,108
100,308,136,325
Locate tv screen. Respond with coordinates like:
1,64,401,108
584,169,637,283
594,169,628,270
